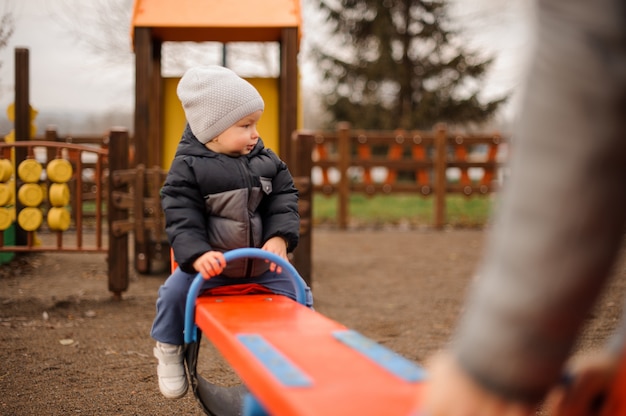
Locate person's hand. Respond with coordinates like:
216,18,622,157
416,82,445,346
420,352,535,416
261,236,288,273
543,352,620,416
193,250,226,279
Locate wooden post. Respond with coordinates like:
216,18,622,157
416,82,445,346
434,123,447,229
147,167,169,274
149,39,162,169
133,27,151,168
45,126,59,162
133,164,148,273
280,27,299,161
14,48,30,246
134,27,160,273
108,128,130,300
291,131,313,286
337,122,350,230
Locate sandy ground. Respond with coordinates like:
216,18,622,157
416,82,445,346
1,228,625,415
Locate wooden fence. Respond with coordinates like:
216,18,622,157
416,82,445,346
0,139,109,252
0,128,171,299
41,127,113,219
0,120,506,295
293,123,508,229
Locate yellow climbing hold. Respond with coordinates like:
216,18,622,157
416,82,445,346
0,183,13,206
46,159,73,183
0,207,12,230
17,207,43,231
6,103,38,137
17,159,42,183
18,183,44,207
47,207,71,231
49,183,70,207
0,159,13,182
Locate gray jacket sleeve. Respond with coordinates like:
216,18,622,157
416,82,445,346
452,0,626,403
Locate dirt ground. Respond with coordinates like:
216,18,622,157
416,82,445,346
1,228,625,415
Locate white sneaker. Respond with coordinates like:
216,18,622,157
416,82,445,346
154,342,188,399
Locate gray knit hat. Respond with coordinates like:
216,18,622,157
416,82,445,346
177,66,265,144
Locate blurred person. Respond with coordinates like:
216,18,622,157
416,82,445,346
421,0,626,414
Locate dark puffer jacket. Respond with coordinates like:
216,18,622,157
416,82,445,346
161,124,299,277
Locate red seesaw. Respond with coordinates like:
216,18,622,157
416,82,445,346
182,248,426,415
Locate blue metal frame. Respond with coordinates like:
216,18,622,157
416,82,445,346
183,248,308,344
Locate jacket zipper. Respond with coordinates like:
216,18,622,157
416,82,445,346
238,157,255,278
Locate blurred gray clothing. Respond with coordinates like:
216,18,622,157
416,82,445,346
452,0,626,403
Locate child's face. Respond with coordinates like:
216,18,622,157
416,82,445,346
206,110,263,156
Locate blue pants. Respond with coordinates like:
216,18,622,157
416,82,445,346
150,267,314,345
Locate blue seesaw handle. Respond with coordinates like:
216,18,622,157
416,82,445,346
184,248,308,344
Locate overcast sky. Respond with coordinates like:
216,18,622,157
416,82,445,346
0,0,535,132
0,1,134,117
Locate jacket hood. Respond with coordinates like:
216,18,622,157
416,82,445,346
175,124,265,158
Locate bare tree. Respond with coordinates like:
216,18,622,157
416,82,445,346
52,0,279,77
50,0,135,67
0,2,16,95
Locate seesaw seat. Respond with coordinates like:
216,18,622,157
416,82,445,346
192,293,425,415
183,248,426,415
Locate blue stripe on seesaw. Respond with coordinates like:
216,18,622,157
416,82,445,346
332,329,427,383
237,333,313,388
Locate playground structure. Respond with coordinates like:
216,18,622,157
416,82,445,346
0,122,163,299
1,0,310,295
2,47,507,300
130,0,307,282
1,49,505,297
182,248,425,416
2,1,506,300
2,48,168,298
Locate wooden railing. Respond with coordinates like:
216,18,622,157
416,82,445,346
0,129,168,298
39,127,119,219
0,140,109,252
293,123,508,229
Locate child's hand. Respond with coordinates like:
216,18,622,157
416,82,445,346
193,251,226,280
544,352,620,416
261,236,288,273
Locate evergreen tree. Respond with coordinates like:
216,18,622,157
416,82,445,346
313,0,507,130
